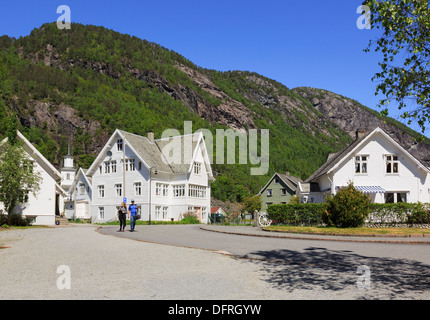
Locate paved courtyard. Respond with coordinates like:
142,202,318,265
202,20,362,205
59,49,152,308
0,224,429,300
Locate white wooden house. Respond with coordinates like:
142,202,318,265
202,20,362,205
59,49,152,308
64,168,92,220
299,127,430,204
67,129,214,223
0,131,68,225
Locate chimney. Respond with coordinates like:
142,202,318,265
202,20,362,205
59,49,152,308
148,131,154,143
286,171,290,176
356,129,366,140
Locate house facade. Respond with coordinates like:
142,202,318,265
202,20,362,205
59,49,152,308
67,129,214,224
0,131,67,225
299,127,430,204
258,172,302,211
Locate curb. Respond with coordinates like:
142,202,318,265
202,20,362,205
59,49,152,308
199,226,430,245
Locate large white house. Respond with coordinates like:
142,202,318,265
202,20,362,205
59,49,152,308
298,127,430,204
66,129,214,223
0,131,68,225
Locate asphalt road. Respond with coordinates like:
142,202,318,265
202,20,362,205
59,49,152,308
1,224,429,300
99,224,430,299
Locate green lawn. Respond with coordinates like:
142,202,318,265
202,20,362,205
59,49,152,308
263,225,430,236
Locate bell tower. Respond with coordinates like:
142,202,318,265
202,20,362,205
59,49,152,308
61,141,76,192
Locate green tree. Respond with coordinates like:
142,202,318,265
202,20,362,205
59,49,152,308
242,195,262,214
0,140,42,215
363,0,430,133
323,182,371,228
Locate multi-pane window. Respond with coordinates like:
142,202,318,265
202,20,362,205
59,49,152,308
134,182,142,196
162,207,168,220
99,207,105,219
117,139,123,151
115,184,122,197
385,192,407,203
355,155,368,174
267,189,273,197
386,155,399,174
98,185,105,198
125,159,136,171
155,206,161,220
156,183,168,196
202,207,207,220
193,162,202,175
173,184,186,197
103,161,117,174
188,185,206,198
104,162,110,174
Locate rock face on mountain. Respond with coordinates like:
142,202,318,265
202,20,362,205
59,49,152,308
293,87,430,166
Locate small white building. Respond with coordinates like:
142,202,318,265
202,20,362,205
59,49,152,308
0,131,67,225
67,129,214,223
299,127,430,204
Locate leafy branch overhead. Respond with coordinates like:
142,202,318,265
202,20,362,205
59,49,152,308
363,0,430,132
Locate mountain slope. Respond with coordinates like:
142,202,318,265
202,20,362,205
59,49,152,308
0,22,429,202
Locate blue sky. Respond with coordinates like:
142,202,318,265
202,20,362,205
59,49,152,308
1,0,427,137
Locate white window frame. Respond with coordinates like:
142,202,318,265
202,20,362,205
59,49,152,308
355,155,368,174
115,183,123,197
193,162,202,175
162,206,168,220
98,185,105,198
155,206,161,220
188,185,206,198
173,184,186,198
104,161,110,174
117,139,123,152
156,183,169,197
99,207,105,219
385,155,399,174
125,158,136,172
134,182,142,196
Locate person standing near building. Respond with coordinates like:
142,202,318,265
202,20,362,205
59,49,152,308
128,200,139,232
118,202,127,232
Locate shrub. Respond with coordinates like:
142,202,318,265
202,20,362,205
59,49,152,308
0,213,33,226
323,183,371,228
267,203,325,226
407,206,430,225
180,216,200,224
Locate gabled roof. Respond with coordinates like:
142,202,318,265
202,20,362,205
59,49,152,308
87,129,214,179
68,167,92,194
258,172,302,195
1,131,62,181
306,127,430,182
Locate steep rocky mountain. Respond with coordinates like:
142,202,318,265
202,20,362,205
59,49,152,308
0,22,429,200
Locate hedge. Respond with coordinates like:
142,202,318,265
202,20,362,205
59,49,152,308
368,203,430,225
266,202,430,227
267,204,325,226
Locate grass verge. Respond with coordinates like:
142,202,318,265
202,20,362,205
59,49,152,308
263,225,430,236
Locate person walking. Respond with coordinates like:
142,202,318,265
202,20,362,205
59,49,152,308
117,202,127,232
128,200,139,232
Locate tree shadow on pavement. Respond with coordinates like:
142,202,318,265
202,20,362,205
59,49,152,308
241,247,430,299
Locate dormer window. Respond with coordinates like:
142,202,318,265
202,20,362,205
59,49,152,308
355,155,368,174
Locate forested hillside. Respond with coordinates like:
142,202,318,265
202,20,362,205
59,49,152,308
0,22,428,202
